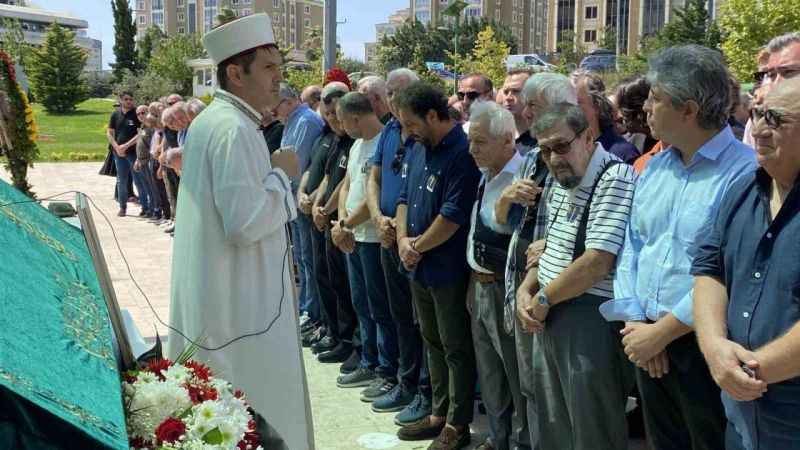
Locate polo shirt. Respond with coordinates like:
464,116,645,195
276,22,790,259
370,118,415,217
691,168,800,450
538,144,636,298
345,134,381,243
305,126,336,194
397,125,481,288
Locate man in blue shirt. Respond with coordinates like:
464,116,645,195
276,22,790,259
610,45,757,450
693,77,800,450
393,82,481,449
274,82,325,326
365,68,434,425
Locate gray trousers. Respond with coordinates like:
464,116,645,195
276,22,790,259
470,276,531,450
512,270,540,450
532,293,630,450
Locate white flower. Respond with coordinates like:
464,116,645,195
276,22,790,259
163,364,193,383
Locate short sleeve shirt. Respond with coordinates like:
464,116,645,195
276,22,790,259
345,134,381,243
108,108,141,155
322,134,354,218
305,127,336,194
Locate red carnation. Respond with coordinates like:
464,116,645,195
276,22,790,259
187,384,218,404
234,389,245,399
184,360,212,381
146,358,172,381
324,67,351,90
155,417,186,445
237,430,261,450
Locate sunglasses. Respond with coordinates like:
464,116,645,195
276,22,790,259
323,91,346,105
457,91,485,101
539,127,586,158
391,143,407,174
751,107,787,129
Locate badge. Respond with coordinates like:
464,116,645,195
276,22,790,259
338,154,347,169
401,163,408,178
426,174,438,192
361,159,370,174
567,204,581,222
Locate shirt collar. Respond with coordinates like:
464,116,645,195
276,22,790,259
667,125,736,163
578,143,611,189
214,89,262,125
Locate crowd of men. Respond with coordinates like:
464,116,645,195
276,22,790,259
112,30,799,450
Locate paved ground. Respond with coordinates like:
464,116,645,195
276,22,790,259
2,162,646,450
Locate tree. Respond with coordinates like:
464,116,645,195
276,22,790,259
26,24,89,113
554,30,586,72
719,0,800,81
111,0,138,80
655,0,720,49
137,26,166,72
114,68,181,104
337,57,370,75
0,18,28,65
148,34,205,96
599,27,617,52
449,26,510,88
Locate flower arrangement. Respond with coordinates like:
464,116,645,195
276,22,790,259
0,49,39,196
123,357,262,450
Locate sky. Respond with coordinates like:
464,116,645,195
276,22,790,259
28,0,410,69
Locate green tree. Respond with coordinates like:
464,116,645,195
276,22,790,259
449,26,510,88
719,0,800,81
26,24,89,113
655,0,721,49
111,0,138,80
554,30,586,72
599,27,618,52
137,26,166,72
337,57,370,75
148,34,205,96
0,18,28,65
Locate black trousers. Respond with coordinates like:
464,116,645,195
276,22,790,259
312,225,336,331
323,227,357,344
150,160,170,219
636,333,726,450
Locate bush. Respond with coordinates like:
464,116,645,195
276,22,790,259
85,72,114,98
113,68,181,104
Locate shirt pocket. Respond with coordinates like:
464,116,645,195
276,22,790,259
676,199,715,250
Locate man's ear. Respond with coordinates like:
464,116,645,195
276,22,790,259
425,109,438,125
683,100,700,124
225,64,245,89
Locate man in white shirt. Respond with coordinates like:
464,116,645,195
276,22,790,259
330,93,400,403
467,101,529,450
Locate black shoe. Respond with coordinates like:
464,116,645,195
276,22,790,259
300,319,318,333
311,336,337,354
339,349,360,374
318,343,352,363
336,367,377,388
360,378,396,403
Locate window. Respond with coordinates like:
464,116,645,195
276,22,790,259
304,5,310,14
585,6,598,19
512,13,516,23
584,29,597,42
273,0,279,7
152,11,164,26
232,0,239,4
137,1,145,10
178,13,185,21
177,0,184,5
243,0,251,4
242,8,251,15
138,14,146,24
304,18,310,27
273,13,280,23
178,26,185,33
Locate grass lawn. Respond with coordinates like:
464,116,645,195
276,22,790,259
33,98,116,162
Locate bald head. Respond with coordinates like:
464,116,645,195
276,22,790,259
301,85,322,111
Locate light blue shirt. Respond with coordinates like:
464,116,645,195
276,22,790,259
608,126,756,326
280,103,324,182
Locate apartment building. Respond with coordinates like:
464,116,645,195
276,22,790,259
364,7,410,67
135,0,323,62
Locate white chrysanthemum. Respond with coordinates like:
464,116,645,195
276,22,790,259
127,380,192,441
164,364,193,384
137,371,158,384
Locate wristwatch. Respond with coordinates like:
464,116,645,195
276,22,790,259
537,288,551,308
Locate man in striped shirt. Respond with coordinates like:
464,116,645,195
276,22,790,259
516,103,637,450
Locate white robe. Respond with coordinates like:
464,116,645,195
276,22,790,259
167,90,314,450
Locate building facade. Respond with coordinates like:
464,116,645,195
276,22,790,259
364,7,410,68
0,3,102,72
135,0,323,62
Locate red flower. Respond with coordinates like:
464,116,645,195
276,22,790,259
187,383,218,404
129,436,154,449
146,358,172,381
155,417,186,445
184,360,212,381
234,389,245,399
237,430,261,450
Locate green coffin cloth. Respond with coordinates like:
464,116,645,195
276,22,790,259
0,179,128,450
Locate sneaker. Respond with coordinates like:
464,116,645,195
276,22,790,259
395,393,432,426
428,425,470,450
360,378,396,403
474,440,495,450
339,349,360,374
372,384,415,413
164,223,175,233
397,415,445,441
302,326,325,347
311,336,338,354
117,209,126,217
336,367,376,388
138,209,149,217
318,343,352,363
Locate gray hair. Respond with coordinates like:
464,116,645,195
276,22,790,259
646,45,731,130
186,98,206,116
570,69,606,94
387,68,420,84
767,32,800,53
357,75,387,98
533,103,590,137
337,92,374,116
277,82,299,100
522,72,578,106
469,101,515,139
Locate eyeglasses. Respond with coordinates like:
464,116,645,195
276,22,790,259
753,71,768,84
391,142,407,174
764,65,800,82
457,90,486,101
539,127,586,158
751,107,788,130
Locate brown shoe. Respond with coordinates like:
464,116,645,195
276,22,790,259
397,416,445,441
427,425,470,450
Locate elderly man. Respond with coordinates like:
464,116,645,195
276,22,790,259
394,82,481,449
358,75,392,124
167,13,313,449
459,73,494,120
274,81,325,327
498,69,536,155
366,68,433,424
516,102,637,450
692,77,800,450
466,101,529,450
301,84,322,112
611,45,757,450
495,72,576,449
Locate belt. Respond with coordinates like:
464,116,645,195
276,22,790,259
472,270,503,284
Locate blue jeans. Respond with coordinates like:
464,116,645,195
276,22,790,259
290,213,319,321
347,242,399,379
114,152,148,212
136,160,159,215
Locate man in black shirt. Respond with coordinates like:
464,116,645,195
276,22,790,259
107,91,143,216
260,108,284,153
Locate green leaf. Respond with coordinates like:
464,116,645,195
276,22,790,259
202,427,223,445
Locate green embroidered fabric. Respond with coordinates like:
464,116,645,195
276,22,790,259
0,179,128,450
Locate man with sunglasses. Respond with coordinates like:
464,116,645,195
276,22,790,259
498,69,536,155
515,102,637,450
458,73,494,121
693,76,800,450
365,68,435,425
611,45,756,450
